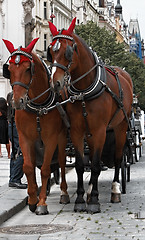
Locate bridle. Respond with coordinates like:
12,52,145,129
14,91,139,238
3,50,58,112
48,33,78,87
3,48,35,91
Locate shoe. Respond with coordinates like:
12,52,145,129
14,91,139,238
9,182,27,189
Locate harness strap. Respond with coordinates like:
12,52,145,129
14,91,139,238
105,66,123,102
10,50,32,60
36,114,43,148
99,78,129,128
11,81,30,90
82,100,92,138
52,34,74,42
56,102,70,129
50,62,70,75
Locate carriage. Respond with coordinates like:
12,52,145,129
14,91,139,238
3,18,137,215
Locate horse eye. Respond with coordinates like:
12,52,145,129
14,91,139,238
26,67,31,73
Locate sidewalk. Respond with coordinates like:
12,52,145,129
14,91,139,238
0,144,28,225
0,144,10,187
0,143,145,239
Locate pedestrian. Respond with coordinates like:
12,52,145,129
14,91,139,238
7,92,27,189
0,97,10,158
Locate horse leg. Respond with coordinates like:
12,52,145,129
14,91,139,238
74,149,86,212
86,129,107,214
111,122,128,203
58,130,70,204
35,139,58,215
86,150,101,213
111,164,121,203
20,140,38,212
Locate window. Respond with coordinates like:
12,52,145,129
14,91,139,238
99,0,104,7
44,2,47,19
44,34,47,51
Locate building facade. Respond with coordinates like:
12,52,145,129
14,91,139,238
0,0,35,99
128,19,142,59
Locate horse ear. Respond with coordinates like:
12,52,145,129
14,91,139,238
2,39,15,53
67,17,76,35
26,38,39,53
48,21,58,36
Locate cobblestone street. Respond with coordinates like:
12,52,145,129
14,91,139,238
0,143,145,239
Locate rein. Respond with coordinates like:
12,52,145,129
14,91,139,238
68,62,99,87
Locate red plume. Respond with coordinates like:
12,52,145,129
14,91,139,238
67,17,76,35
2,39,15,53
48,21,59,36
26,38,39,53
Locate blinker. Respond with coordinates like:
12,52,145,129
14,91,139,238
3,64,10,79
65,45,73,62
47,46,52,62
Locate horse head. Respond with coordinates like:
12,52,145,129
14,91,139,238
3,38,39,109
48,18,78,93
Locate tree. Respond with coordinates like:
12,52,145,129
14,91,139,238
75,21,145,111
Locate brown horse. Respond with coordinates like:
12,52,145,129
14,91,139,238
3,38,70,215
47,18,133,213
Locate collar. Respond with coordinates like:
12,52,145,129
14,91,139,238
67,51,106,100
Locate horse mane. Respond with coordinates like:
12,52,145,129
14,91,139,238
73,33,94,60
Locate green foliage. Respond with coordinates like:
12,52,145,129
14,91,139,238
75,21,145,111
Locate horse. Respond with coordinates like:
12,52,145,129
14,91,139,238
47,18,133,213
3,38,70,215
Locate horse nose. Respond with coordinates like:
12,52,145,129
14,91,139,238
12,97,25,110
54,80,62,93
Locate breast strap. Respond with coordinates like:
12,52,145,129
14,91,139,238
68,51,106,100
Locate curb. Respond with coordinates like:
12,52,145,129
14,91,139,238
0,184,28,225
0,175,58,226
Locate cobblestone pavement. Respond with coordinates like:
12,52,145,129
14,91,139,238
0,143,145,239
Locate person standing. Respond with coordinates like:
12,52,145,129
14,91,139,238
7,92,27,189
0,97,10,158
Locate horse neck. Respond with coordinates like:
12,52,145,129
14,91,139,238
71,34,96,90
29,54,50,103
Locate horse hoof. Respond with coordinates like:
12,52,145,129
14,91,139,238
86,203,101,214
29,203,37,213
60,194,70,204
74,203,86,212
111,193,121,203
35,205,49,215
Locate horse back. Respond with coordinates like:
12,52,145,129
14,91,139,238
106,66,133,109
112,66,133,90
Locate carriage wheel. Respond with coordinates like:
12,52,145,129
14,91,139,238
121,153,127,194
139,133,142,157
135,131,140,162
139,143,142,157
126,162,130,182
53,168,60,185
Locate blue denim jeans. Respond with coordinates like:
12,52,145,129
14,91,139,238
8,122,24,183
